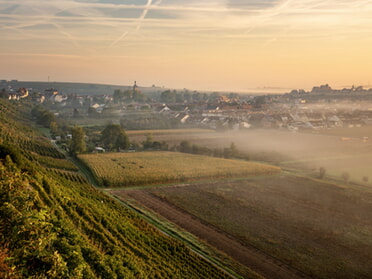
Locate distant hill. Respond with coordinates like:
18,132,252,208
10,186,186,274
0,80,164,96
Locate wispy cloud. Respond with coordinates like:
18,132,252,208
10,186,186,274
109,31,129,48
1,0,372,89
107,0,166,48
0,52,83,59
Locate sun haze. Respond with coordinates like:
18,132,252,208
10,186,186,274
1,0,372,91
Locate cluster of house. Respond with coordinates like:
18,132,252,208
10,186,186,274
158,104,372,131
7,87,29,100
248,110,370,130
288,84,372,95
4,81,372,131
3,82,60,102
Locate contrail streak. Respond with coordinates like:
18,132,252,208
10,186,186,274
109,0,154,48
109,31,129,48
136,0,153,31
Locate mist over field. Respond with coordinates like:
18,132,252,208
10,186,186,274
129,128,372,184
3,0,372,277
120,127,372,278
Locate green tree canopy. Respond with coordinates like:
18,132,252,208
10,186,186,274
70,126,86,154
160,90,176,103
113,89,125,104
101,124,129,151
0,88,8,99
31,105,56,128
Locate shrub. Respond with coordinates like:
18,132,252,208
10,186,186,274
319,167,326,179
342,171,350,183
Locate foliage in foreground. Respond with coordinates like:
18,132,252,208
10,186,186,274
0,100,232,278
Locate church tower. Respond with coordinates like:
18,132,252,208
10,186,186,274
133,81,138,94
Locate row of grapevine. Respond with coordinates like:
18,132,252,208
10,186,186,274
47,168,87,184
0,99,234,278
18,138,65,159
45,166,232,278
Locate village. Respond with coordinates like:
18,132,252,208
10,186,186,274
2,80,372,132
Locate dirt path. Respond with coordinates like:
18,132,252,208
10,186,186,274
120,189,310,279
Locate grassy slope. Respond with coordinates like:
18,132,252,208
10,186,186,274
0,99,232,279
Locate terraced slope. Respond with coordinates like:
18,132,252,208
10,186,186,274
0,99,232,279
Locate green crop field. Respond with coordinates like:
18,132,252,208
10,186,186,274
79,151,280,187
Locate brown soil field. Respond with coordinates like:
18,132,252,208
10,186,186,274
113,188,308,279
112,175,372,279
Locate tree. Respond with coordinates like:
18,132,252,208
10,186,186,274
101,124,129,151
70,126,86,154
50,121,59,136
113,89,124,104
179,140,192,153
208,92,220,103
123,90,132,103
319,167,326,179
73,108,80,118
41,110,56,127
31,106,56,128
87,107,99,117
342,171,350,183
133,90,147,103
228,93,239,100
0,88,8,99
142,133,154,150
254,96,266,106
363,176,369,184
160,90,176,104
230,142,238,157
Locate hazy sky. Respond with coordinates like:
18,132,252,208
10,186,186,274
1,0,372,92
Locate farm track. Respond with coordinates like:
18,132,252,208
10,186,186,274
123,189,311,279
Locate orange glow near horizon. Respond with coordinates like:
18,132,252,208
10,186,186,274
1,0,372,92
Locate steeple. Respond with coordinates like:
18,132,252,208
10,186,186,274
133,81,137,94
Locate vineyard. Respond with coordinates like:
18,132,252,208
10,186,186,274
0,101,65,163
0,99,234,279
79,151,280,187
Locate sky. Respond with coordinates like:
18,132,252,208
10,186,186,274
1,0,372,92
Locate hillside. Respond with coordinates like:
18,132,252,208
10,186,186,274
1,80,163,96
0,99,232,278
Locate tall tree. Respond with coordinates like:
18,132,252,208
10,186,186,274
113,89,124,104
160,90,176,103
0,88,8,99
123,90,132,103
31,105,56,128
101,124,129,151
70,126,86,154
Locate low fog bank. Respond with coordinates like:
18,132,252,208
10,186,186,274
289,100,372,112
213,129,372,183
131,128,372,183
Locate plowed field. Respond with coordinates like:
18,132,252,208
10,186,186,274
111,175,372,279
